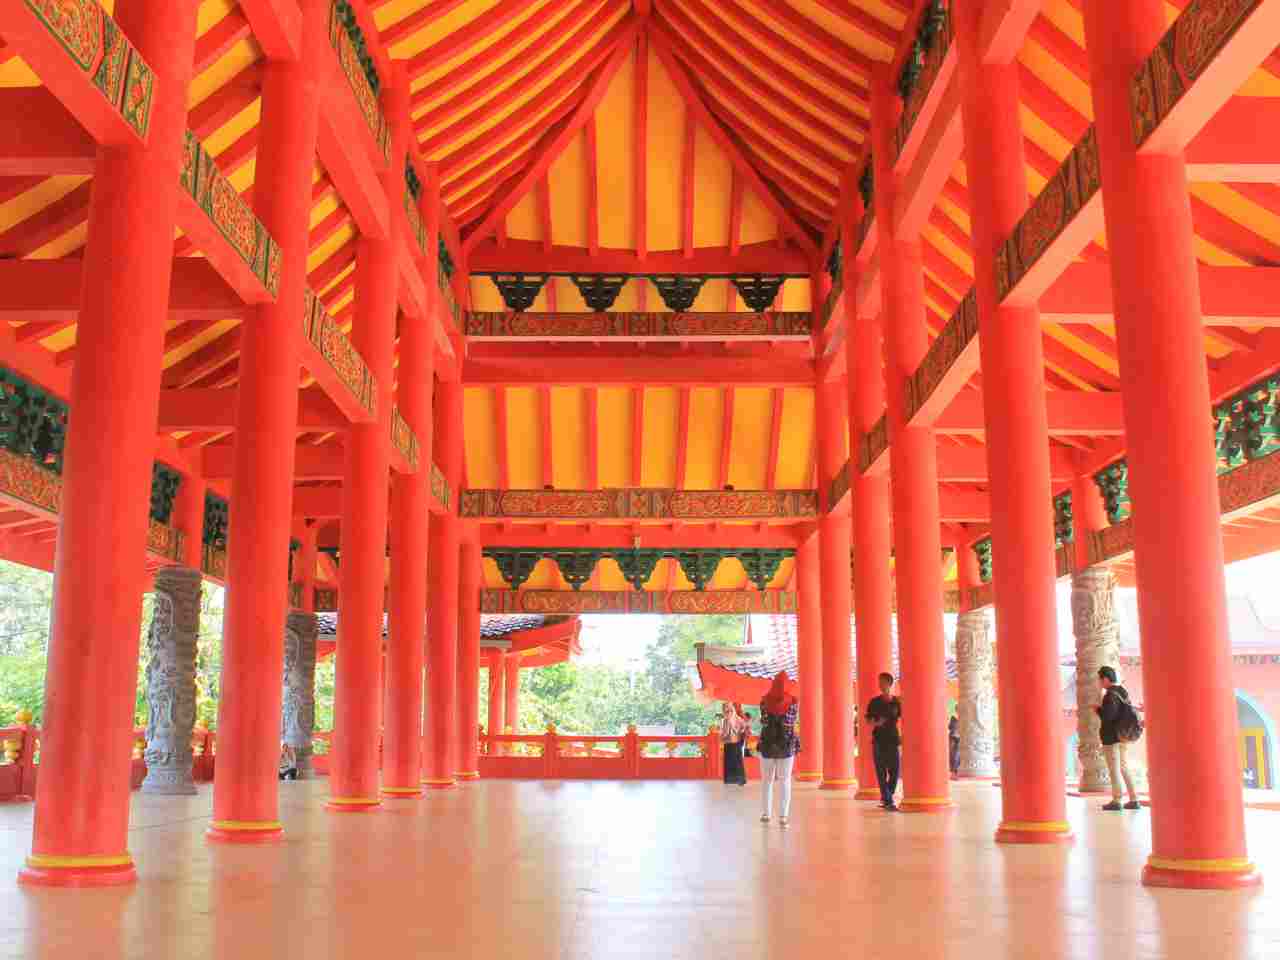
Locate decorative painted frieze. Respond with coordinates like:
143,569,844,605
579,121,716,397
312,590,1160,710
460,488,819,521
146,519,184,563
464,311,812,339
390,407,419,471
201,544,228,580
404,184,427,258
857,415,889,474
0,447,60,515
967,582,995,610
328,0,390,163
828,461,850,509
315,587,339,612
439,260,461,331
995,127,1100,303
1130,0,1265,147
1219,446,1280,517
1055,544,1071,579
479,589,798,616
905,288,978,422
430,462,450,510
150,462,181,524
894,0,954,160
1086,519,1135,566
302,287,377,416
23,0,154,137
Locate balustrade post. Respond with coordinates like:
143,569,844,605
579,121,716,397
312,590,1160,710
20,0,201,887
543,727,558,779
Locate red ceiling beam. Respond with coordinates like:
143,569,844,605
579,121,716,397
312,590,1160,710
538,175,553,253
646,23,818,255
1186,98,1280,182
936,390,1124,436
675,386,691,489
585,117,600,257
381,0,472,47
156,386,347,432
202,442,345,480
237,0,303,60
463,15,641,251
718,386,735,490
765,387,784,490
540,386,554,489
496,386,510,488
631,386,645,486
405,0,542,76
585,386,599,489
0,89,93,176
634,30,648,259
750,0,873,79
681,109,696,259
193,9,252,74
463,346,815,385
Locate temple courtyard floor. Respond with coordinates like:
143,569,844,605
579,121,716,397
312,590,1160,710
0,778,1277,959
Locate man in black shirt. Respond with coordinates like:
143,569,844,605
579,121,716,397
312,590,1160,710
865,672,902,811
1095,666,1140,811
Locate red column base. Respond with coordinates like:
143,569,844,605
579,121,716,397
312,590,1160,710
454,771,480,781
421,778,456,790
325,797,382,813
819,778,856,791
855,787,882,801
18,855,136,887
206,821,285,844
794,771,823,783
900,797,956,813
380,786,423,799
995,820,1074,844
1142,857,1261,889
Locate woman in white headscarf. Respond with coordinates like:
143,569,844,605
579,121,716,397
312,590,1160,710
720,702,747,786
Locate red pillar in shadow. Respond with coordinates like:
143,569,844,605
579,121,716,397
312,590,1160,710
385,66,433,801
207,0,323,846
505,656,521,733
456,538,482,780
816,378,855,790
848,307,894,802
487,650,506,742
954,0,1069,844
424,381,463,788
871,72,952,812
174,472,206,571
794,532,823,782
19,0,200,887
1081,0,1257,887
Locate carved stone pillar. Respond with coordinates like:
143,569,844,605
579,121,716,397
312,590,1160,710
141,566,202,794
282,611,319,779
1071,565,1121,793
954,609,998,778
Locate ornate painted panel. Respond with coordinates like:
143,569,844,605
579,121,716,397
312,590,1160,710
828,461,850,509
390,407,420,471
1086,520,1135,566
327,0,391,163
995,127,1100,303
894,2,954,160
967,582,995,610
1131,0,1265,147
857,415,889,474
0,448,61,514
23,0,154,138
459,489,818,521
464,311,812,338
201,544,228,580
479,589,797,615
179,130,281,297
288,582,303,610
314,588,339,612
302,288,377,416
1219,449,1280,516
145,520,184,563
1055,545,1071,579
430,463,451,511
404,186,427,257
438,263,461,332
905,289,978,422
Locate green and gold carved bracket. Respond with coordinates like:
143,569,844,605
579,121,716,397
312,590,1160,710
905,288,978,423
390,407,420,471
302,288,377,417
328,0,391,163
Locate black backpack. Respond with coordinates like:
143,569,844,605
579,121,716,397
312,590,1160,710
1113,689,1144,743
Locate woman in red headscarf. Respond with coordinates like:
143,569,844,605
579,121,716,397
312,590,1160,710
758,672,800,827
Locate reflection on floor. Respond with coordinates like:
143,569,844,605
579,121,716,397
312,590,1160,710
0,779,1276,959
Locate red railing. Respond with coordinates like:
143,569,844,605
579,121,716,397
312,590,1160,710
479,728,724,780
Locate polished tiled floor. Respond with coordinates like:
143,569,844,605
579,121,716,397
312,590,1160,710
0,778,1277,959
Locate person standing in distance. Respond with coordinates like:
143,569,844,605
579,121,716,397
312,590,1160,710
865,673,902,811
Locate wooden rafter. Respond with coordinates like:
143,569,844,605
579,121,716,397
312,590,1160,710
682,109,696,259
540,386,554,489
495,385,510,490
647,21,818,255
765,387,784,490
405,0,544,77
585,387,599,490
718,386,735,490
631,386,645,487
634,30,648,259
585,117,600,257
675,386,690,489
462,15,641,252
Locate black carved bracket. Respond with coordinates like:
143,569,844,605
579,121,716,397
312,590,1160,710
738,549,788,593
150,462,183,525
492,550,542,590
730,275,785,312
203,493,229,548
615,549,662,592
649,275,707,312
552,550,600,591
492,273,548,311
570,274,627,311
483,547,796,593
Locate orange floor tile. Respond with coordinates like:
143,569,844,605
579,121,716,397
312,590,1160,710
0,778,1277,959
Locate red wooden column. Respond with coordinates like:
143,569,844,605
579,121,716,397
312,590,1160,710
296,524,318,613
384,67,432,800
954,1,1069,844
794,531,823,782
505,655,521,733
848,306,894,802
816,378,855,790
1071,465,1108,573
209,0,323,845
174,472,206,571
870,72,952,813
487,650,506,743
456,538,483,779
424,381,463,788
18,0,200,888
329,159,401,811
1082,0,1257,888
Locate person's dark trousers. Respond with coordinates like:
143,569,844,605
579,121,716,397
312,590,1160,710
873,741,900,806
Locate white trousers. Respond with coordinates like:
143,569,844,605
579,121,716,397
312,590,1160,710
1103,742,1138,801
760,756,794,819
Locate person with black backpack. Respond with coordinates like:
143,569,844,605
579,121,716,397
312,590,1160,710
1095,666,1142,811
758,672,801,828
